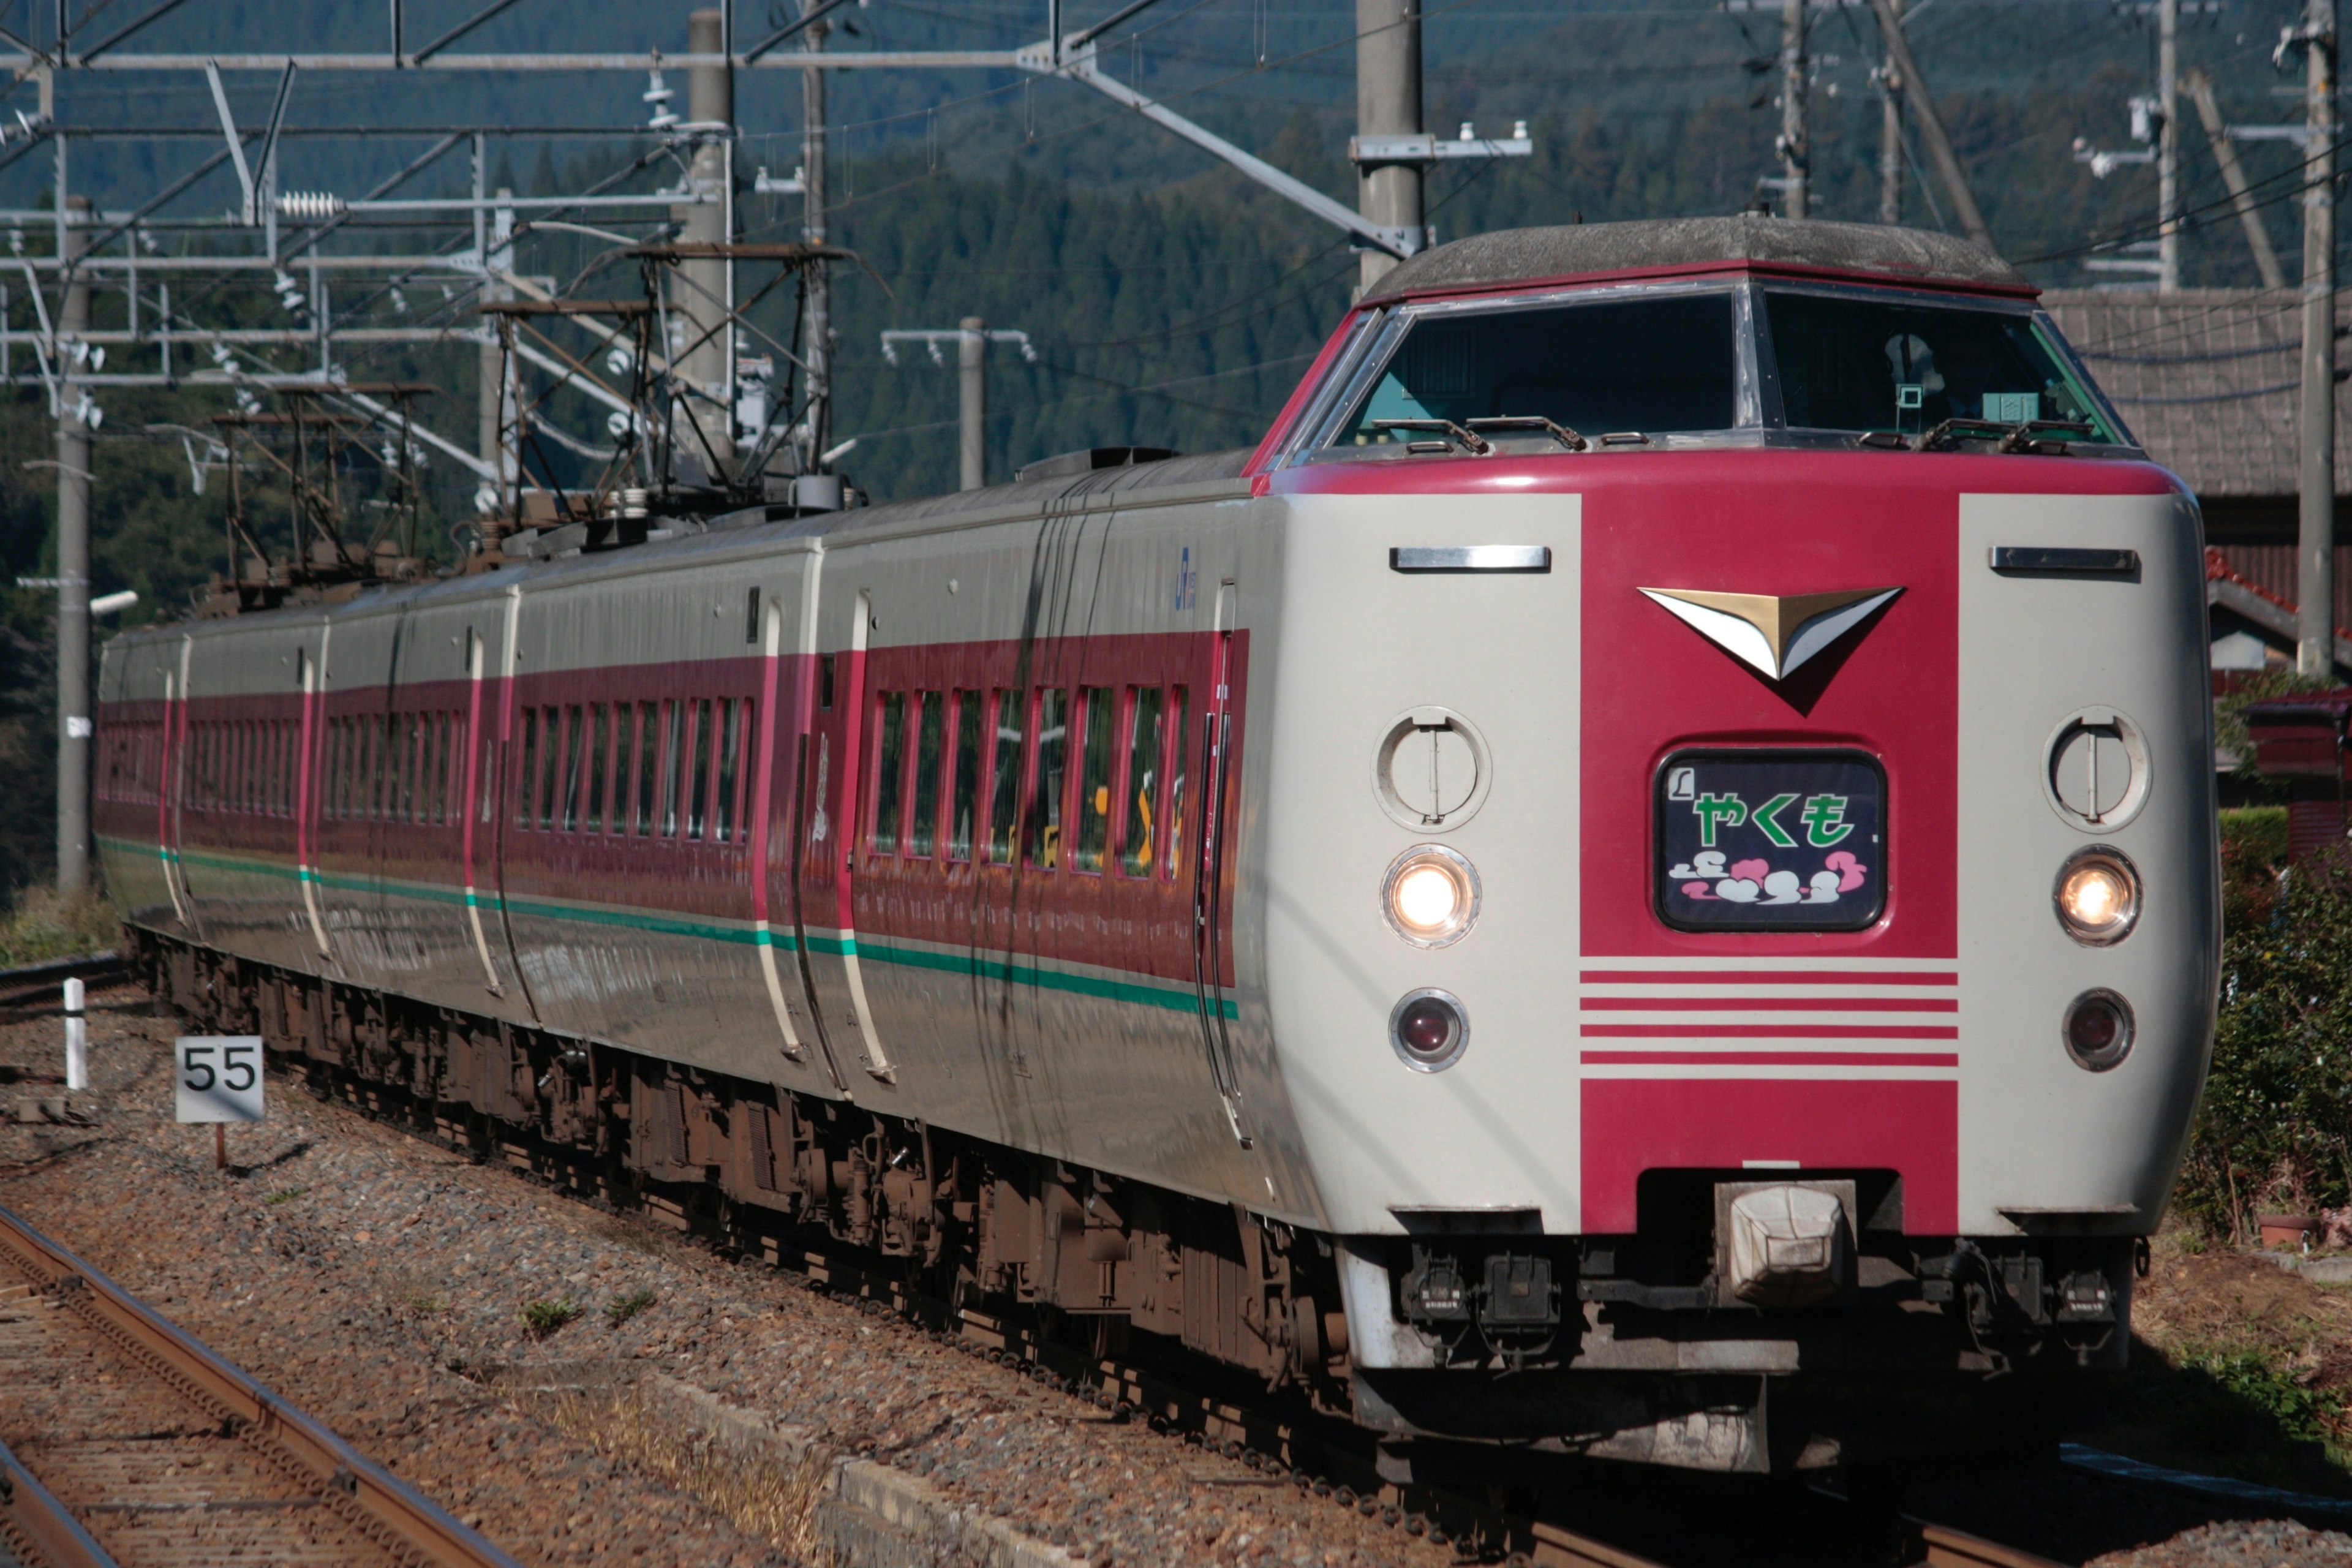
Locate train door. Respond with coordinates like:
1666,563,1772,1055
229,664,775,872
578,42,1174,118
753,588,838,1085
794,579,894,1085
1193,580,1250,1148
293,644,334,967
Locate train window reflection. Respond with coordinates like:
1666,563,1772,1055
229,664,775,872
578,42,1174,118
949,690,981,864
987,688,1023,865
660,700,685,837
1336,292,1738,445
717,698,745,843
687,698,714,842
1120,687,1163,877
634,701,657,835
561,704,585,832
912,692,943,859
1029,689,1068,870
1763,290,2117,441
1076,688,1113,873
873,692,906,855
516,710,538,828
538,706,563,830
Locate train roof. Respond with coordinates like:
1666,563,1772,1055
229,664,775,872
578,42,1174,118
1361,216,2033,304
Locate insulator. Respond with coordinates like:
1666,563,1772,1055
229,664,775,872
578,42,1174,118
277,192,345,221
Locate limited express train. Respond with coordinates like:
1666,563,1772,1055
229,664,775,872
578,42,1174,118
97,216,2218,1474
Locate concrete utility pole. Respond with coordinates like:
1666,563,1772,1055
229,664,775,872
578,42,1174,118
2297,0,2338,676
2158,0,2181,292
1878,0,1904,224
677,7,734,483
1355,0,1424,291
802,0,832,473
1865,0,1994,250
1779,0,1809,218
55,196,90,895
2184,68,2287,290
959,318,987,491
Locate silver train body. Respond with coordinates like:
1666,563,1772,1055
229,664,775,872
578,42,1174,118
99,217,2219,1472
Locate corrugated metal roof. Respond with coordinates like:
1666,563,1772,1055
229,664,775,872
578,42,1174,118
2042,288,2345,500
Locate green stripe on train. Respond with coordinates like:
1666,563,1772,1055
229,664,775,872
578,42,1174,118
105,837,1237,1019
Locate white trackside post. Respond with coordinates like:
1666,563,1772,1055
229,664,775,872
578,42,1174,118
62,976,86,1092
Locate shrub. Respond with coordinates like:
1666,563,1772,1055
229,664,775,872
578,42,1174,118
0,886,119,968
519,1297,581,1340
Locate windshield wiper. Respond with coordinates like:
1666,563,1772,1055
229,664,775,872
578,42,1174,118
1370,418,1491,455
1465,415,1588,451
1912,417,2094,454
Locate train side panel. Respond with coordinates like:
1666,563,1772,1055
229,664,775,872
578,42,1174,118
1956,491,2218,1234
94,635,183,935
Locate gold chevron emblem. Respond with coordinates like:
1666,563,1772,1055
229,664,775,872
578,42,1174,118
1638,586,1904,682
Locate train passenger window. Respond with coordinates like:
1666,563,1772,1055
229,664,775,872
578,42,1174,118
660,700,687,837
585,704,608,832
1335,292,1740,445
715,698,744,843
820,654,835,711
1027,689,1068,871
987,688,1023,864
948,691,980,864
402,715,420,822
1075,687,1112,873
1119,687,1164,876
517,709,539,828
561,704,586,832
872,692,905,856
635,701,658,835
537,706,562,830
1762,290,2120,441
1165,687,1190,880
911,692,943,859
687,698,714,841
434,712,453,823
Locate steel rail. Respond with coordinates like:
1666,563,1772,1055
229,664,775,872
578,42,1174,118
0,1202,521,1568
0,1430,115,1568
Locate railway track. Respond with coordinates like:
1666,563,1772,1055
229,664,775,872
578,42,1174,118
0,1201,516,1568
279,1058,2070,1568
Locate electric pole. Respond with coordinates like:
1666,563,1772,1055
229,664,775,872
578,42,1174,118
2158,0,2180,292
1879,0,1904,224
1781,0,1809,218
1355,0,1424,291
677,7,734,483
2297,0,2338,676
55,195,89,895
1866,0,1994,250
802,0,832,474
959,318,987,491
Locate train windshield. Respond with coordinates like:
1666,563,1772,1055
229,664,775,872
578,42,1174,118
1333,292,1740,447
1763,289,2122,443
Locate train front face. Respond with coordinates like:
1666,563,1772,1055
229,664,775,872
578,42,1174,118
1254,230,2218,1471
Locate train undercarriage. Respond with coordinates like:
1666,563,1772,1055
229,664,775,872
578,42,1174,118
134,927,2136,1476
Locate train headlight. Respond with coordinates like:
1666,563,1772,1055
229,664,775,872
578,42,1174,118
1382,845,1480,948
2063,988,2135,1072
2053,846,2140,947
1390,989,1470,1071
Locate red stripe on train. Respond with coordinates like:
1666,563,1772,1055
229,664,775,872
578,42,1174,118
1579,995,1958,1013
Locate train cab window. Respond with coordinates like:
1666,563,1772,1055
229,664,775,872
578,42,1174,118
1333,292,1740,447
1165,688,1190,880
948,690,981,864
584,704,609,832
1074,687,1113,873
911,692,943,859
987,688,1023,865
1120,687,1164,877
716,698,745,843
1763,289,2120,442
872,692,906,856
1027,689,1068,871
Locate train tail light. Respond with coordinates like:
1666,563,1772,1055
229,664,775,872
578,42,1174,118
2063,989,2134,1072
1389,989,1469,1071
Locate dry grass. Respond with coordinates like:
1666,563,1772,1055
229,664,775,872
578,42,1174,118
532,1379,836,1562
0,886,118,969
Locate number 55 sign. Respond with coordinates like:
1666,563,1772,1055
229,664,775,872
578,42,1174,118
176,1036,265,1123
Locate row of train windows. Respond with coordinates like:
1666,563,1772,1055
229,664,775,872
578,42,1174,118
188,718,302,815
97,722,167,805
869,685,1191,878
325,711,467,823
515,698,753,843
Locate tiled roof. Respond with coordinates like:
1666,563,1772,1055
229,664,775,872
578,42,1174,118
2042,288,2347,501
